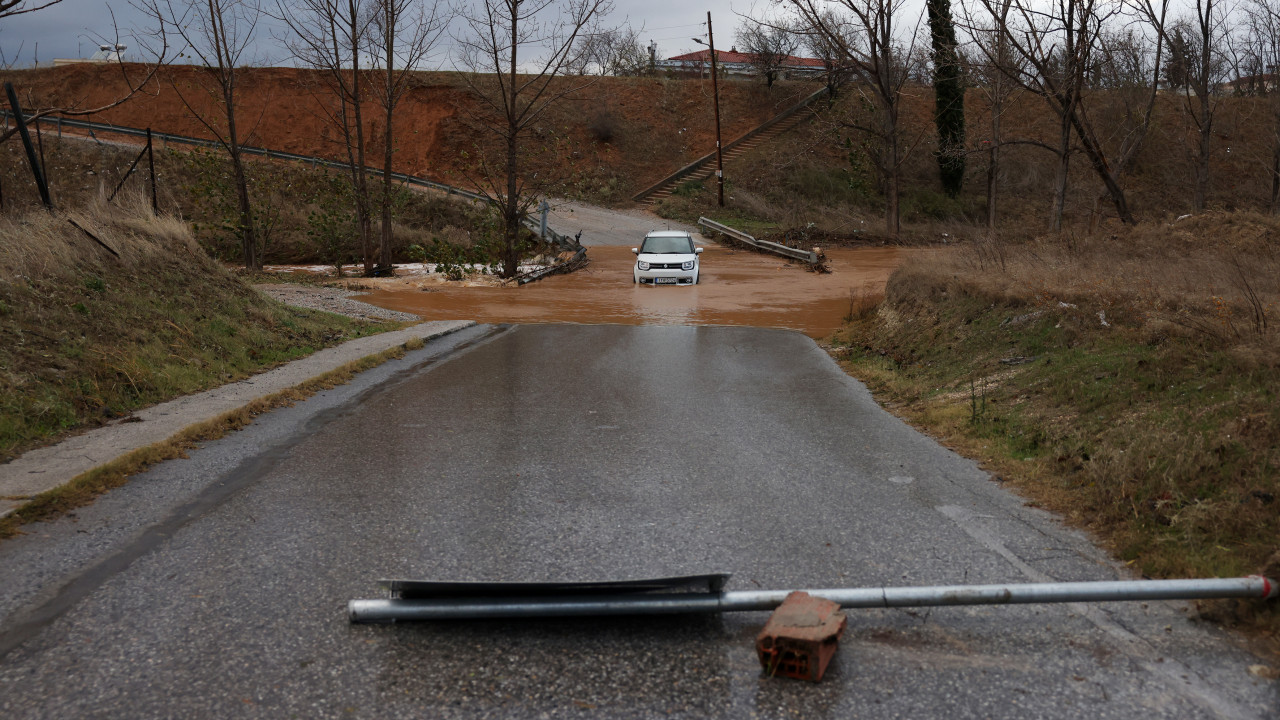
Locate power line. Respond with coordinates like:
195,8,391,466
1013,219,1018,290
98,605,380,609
643,22,706,32
650,33,705,42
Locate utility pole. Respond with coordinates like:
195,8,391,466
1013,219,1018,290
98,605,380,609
694,13,725,207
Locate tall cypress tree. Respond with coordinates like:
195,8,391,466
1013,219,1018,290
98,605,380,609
928,0,966,197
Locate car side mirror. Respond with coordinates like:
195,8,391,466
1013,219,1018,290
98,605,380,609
695,247,704,254
631,248,639,254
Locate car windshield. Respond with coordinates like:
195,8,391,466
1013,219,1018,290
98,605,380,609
640,235,694,254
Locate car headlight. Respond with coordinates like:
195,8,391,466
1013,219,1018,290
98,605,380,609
681,260,695,271
636,260,650,270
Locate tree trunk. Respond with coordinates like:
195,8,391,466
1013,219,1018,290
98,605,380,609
928,0,965,197
503,131,521,278
1270,148,1279,215
1052,110,1071,232
350,90,372,273
500,14,522,279
222,81,259,271
379,55,396,270
884,103,901,239
230,148,258,270
1194,102,1211,211
986,94,1001,230
1068,113,1136,225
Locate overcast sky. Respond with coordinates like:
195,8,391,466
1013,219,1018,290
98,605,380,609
0,0,783,69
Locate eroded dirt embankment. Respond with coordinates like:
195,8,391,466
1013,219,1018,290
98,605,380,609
5,64,820,199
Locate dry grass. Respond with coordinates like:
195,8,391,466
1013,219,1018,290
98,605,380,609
928,214,1280,348
831,215,1280,653
0,136,480,265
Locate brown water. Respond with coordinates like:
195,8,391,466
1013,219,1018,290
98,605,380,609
357,246,907,339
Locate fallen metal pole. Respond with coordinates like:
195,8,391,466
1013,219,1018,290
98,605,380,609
349,576,1277,623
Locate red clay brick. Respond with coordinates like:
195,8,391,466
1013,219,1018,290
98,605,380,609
755,591,847,682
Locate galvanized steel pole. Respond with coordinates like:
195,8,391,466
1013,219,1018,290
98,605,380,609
349,576,1277,623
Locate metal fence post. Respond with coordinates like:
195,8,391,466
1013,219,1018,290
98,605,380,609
4,83,53,209
147,128,157,215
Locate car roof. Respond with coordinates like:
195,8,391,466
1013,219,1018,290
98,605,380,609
644,230,693,238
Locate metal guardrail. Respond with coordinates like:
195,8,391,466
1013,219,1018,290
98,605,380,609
698,216,818,264
1,110,581,252
631,85,831,203
348,575,1280,622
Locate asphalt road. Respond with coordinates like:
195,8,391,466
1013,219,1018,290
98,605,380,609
0,324,1275,719
544,199,698,246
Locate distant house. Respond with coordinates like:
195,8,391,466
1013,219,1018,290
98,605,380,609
54,44,127,67
1220,73,1280,95
658,48,826,79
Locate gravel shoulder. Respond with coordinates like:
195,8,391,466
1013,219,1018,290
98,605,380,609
256,283,422,322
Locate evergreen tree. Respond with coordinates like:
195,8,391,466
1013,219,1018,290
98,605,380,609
928,0,966,196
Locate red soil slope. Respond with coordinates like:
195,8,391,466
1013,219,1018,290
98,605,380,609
5,64,820,199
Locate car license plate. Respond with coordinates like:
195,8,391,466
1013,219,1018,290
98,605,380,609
655,277,677,284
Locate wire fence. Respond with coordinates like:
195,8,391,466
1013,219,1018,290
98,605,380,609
0,109,580,250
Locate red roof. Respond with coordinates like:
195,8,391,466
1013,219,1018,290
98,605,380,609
665,49,825,69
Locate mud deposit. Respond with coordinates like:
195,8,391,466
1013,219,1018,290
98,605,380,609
354,246,906,339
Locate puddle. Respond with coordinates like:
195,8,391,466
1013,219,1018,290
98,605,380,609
348,245,909,339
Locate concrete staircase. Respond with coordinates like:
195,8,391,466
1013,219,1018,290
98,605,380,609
633,87,829,205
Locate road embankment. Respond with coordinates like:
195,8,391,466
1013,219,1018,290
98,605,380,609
0,201,474,529
827,216,1280,652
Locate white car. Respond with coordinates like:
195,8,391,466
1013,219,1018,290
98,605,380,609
632,231,703,285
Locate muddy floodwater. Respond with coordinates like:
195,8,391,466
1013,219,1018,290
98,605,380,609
355,245,908,339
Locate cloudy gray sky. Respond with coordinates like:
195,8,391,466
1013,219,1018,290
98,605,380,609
0,0,778,68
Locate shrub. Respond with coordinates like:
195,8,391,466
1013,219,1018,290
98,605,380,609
588,110,620,144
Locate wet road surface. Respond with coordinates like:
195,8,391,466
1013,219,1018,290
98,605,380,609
1,324,1274,718
361,245,905,338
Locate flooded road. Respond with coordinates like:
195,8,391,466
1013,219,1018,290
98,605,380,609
358,245,907,338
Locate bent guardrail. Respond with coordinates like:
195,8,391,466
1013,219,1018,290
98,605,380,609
697,217,818,265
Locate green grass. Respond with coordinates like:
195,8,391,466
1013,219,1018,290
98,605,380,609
0,203,395,464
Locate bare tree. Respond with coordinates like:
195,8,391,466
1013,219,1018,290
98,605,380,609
971,0,1142,229
1133,0,1232,211
572,24,650,76
784,0,919,238
454,0,612,278
1134,0,1234,211
964,0,1018,229
275,0,378,273
798,10,853,95
736,19,800,88
601,26,653,75
139,0,264,268
367,0,448,272
1235,0,1280,210
0,0,60,20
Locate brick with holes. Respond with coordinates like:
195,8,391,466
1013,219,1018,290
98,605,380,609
755,591,847,682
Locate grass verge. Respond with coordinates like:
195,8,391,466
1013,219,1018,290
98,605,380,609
827,216,1280,654
0,337,426,540
0,200,398,464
